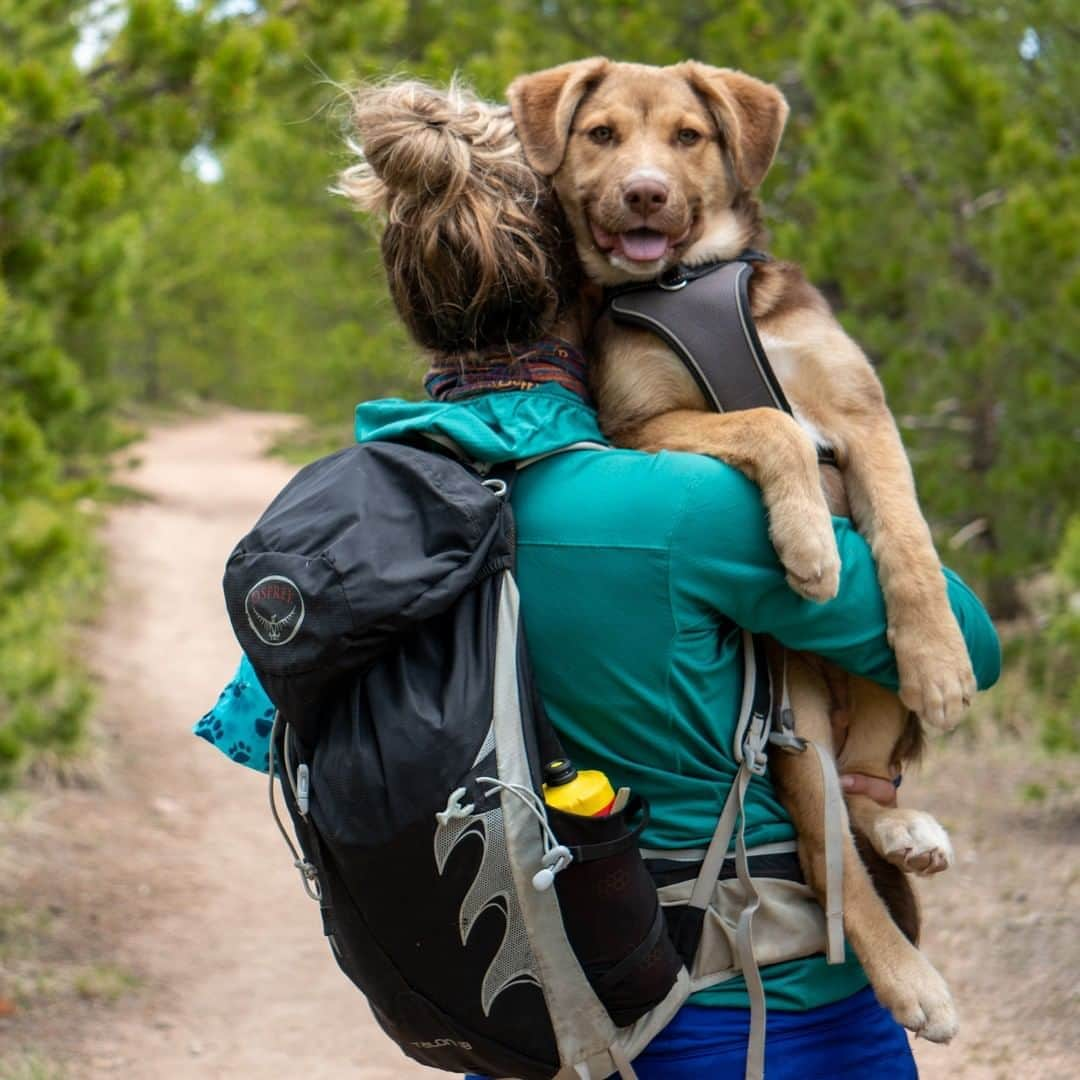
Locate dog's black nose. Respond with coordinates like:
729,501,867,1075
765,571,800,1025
623,180,668,212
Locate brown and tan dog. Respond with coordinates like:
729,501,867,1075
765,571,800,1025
509,59,976,1042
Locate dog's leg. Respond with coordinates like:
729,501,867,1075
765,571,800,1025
625,409,840,601
839,676,953,877
755,307,976,728
834,406,976,730
771,654,958,1043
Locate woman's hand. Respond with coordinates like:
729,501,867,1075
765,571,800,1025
840,772,898,809
826,671,900,808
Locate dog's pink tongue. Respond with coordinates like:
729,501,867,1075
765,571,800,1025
620,230,669,262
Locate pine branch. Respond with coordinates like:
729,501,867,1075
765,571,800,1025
892,0,972,17
550,4,607,55
0,76,190,166
960,188,1007,219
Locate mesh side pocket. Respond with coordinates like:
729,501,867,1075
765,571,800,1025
549,800,682,1028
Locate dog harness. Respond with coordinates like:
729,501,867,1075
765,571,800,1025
604,254,838,467
604,254,848,1080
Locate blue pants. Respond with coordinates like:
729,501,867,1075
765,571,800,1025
466,986,916,1079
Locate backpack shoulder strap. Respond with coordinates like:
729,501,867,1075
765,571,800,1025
606,259,791,415
412,435,608,479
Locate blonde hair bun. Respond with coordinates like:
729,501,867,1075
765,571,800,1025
343,80,500,207
337,78,571,355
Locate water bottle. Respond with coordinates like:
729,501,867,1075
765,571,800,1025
542,758,615,817
540,757,683,1024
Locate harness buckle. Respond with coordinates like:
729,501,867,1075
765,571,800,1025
769,731,808,754
742,711,771,776
768,706,807,755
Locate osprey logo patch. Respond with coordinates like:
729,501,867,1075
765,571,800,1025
245,575,304,646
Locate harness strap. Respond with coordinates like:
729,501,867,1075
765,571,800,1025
733,770,767,1080
607,259,790,415
680,630,774,1080
609,1045,640,1080
687,760,747,912
769,659,846,965
808,741,847,964
682,758,766,1080
733,632,773,775
685,629,770,906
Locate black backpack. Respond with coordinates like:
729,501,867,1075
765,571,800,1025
223,440,686,1080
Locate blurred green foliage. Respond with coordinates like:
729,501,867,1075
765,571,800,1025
987,516,1079,757
1031,516,1080,754
2,1,1077,782
0,0,302,783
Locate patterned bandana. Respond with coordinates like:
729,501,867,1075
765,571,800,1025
424,338,591,405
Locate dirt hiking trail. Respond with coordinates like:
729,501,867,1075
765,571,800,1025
2,411,429,1079
2,410,1077,1079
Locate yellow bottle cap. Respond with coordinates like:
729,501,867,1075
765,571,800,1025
542,769,616,817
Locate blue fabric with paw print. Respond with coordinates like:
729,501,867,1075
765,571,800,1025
194,655,275,773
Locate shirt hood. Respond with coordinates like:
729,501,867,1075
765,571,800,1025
353,386,609,462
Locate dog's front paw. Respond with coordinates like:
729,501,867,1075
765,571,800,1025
892,618,976,731
869,809,953,876
769,497,841,603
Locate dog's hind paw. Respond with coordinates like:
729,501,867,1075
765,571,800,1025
879,954,959,1044
870,809,954,876
907,984,959,1045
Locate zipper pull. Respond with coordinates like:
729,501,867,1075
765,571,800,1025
297,763,310,816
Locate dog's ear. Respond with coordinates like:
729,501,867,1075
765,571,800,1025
507,58,610,175
679,63,789,190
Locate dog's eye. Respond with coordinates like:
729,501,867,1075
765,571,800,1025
678,128,702,146
589,125,614,145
